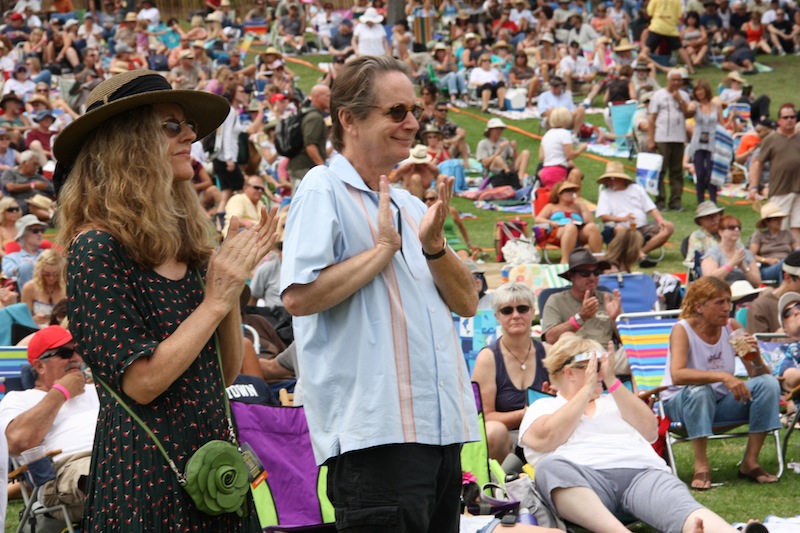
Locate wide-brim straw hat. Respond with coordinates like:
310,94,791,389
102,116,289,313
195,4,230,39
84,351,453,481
456,10,470,19
613,38,637,52
492,40,512,51
261,46,282,58
559,248,611,280
27,194,53,211
28,94,52,110
420,124,443,140
694,201,724,224
403,144,432,164
598,160,633,183
53,69,229,167
756,202,788,229
726,71,746,84
730,280,765,302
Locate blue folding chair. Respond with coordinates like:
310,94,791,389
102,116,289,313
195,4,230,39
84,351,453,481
609,100,638,152
599,273,659,314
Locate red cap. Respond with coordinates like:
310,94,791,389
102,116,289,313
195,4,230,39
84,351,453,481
9,13,23,21
269,93,287,104
28,326,73,364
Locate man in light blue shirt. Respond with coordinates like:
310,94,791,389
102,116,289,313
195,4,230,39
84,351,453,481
538,76,586,136
2,214,46,289
280,56,480,532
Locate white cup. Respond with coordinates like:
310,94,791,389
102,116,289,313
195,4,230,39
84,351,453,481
19,445,45,465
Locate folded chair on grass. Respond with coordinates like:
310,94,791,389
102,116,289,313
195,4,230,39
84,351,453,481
231,402,335,532
617,311,785,479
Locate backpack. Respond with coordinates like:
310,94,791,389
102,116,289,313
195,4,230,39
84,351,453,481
274,108,308,158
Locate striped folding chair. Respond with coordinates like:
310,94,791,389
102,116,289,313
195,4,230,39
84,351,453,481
755,333,799,466
618,311,785,478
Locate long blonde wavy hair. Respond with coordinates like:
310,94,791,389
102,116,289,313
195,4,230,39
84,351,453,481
33,248,66,294
57,106,214,268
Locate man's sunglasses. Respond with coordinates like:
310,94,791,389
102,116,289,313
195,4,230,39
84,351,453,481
161,118,198,137
498,304,531,315
574,268,602,278
29,228,45,234
38,347,74,361
371,104,424,123
249,184,265,192
783,303,800,319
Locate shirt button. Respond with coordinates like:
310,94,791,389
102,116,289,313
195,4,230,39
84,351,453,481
430,307,436,313
436,344,442,350
439,380,445,387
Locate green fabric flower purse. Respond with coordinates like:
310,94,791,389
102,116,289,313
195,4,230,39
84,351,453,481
96,331,250,517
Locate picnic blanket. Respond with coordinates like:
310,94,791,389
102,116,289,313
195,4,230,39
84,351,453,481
586,142,632,158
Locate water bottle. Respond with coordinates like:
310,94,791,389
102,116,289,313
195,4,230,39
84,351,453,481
517,507,538,525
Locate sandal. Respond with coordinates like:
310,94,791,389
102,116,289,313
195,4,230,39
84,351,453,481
737,466,777,484
690,471,711,491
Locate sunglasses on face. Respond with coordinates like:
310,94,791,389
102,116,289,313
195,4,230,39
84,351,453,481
38,347,74,361
780,115,797,120
249,184,265,192
723,225,741,231
371,104,424,123
575,268,602,278
5,206,19,212
498,304,531,315
435,108,448,113
783,303,800,319
161,118,198,137
36,88,48,93
29,228,45,235
424,196,437,202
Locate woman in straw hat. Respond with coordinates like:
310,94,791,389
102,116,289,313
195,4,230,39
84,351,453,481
534,180,602,262
53,70,278,530
749,202,799,283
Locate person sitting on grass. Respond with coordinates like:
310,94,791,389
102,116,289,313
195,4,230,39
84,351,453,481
595,161,674,269
389,144,441,201
476,118,530,185
520,335,737,533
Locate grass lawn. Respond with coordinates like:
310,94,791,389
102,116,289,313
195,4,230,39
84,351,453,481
284,53,800,275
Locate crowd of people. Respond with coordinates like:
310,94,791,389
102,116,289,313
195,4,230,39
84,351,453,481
0,0,797,531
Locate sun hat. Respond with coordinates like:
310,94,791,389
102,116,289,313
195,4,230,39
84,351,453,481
492,40,512,51
0,92,22,108
191,39,206,49
420,123,443,140
27,194,53,211
598,161,633,183
179,49,194,59
84,12,94,19
558,248,611,280
124,12,137,22
64,19,78,29
554,180,579,195
756,202,788,229
726,71,746,84
206,11,223,23
28,94,52,109
432,42,447,52
27,325,73,365
779,291,800,329
33,109,55,123
403,144,433,164
464,32,478,41
484,118,507,136
457,10,471,19
261,46,282,58
694,201,724,224
540,33,555,44
360,7,384,23
14,214,46,241
613,38,637,52
52,69,229,167
730,280,765,302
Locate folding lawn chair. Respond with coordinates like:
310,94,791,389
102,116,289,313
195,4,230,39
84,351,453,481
231,402,336,531
617,311,785,478
608,100,637,154
598,273,659,314
754,333,800,465
0,346,30,400
9,449,77,533
453,310,498,376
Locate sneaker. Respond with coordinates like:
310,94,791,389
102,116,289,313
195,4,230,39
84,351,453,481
581,98,590,109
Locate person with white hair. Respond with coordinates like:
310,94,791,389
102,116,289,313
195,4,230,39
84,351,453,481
0,150,51,211
647,68,694,212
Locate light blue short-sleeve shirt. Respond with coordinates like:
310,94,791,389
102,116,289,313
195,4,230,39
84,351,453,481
280,155,480,465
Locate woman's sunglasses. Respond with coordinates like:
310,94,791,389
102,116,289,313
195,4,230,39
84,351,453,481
5,207,19,213
423,196,437,203
161,118,198,137
783,303,800,319
498,304,531,315
371,104,424,123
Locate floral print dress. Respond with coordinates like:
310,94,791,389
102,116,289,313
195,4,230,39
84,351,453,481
67,231,260,532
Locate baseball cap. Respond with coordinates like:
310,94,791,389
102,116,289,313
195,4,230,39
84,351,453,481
270,93,287,104
28,326,73,364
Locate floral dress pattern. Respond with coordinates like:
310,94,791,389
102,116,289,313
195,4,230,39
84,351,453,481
67,230,260,532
